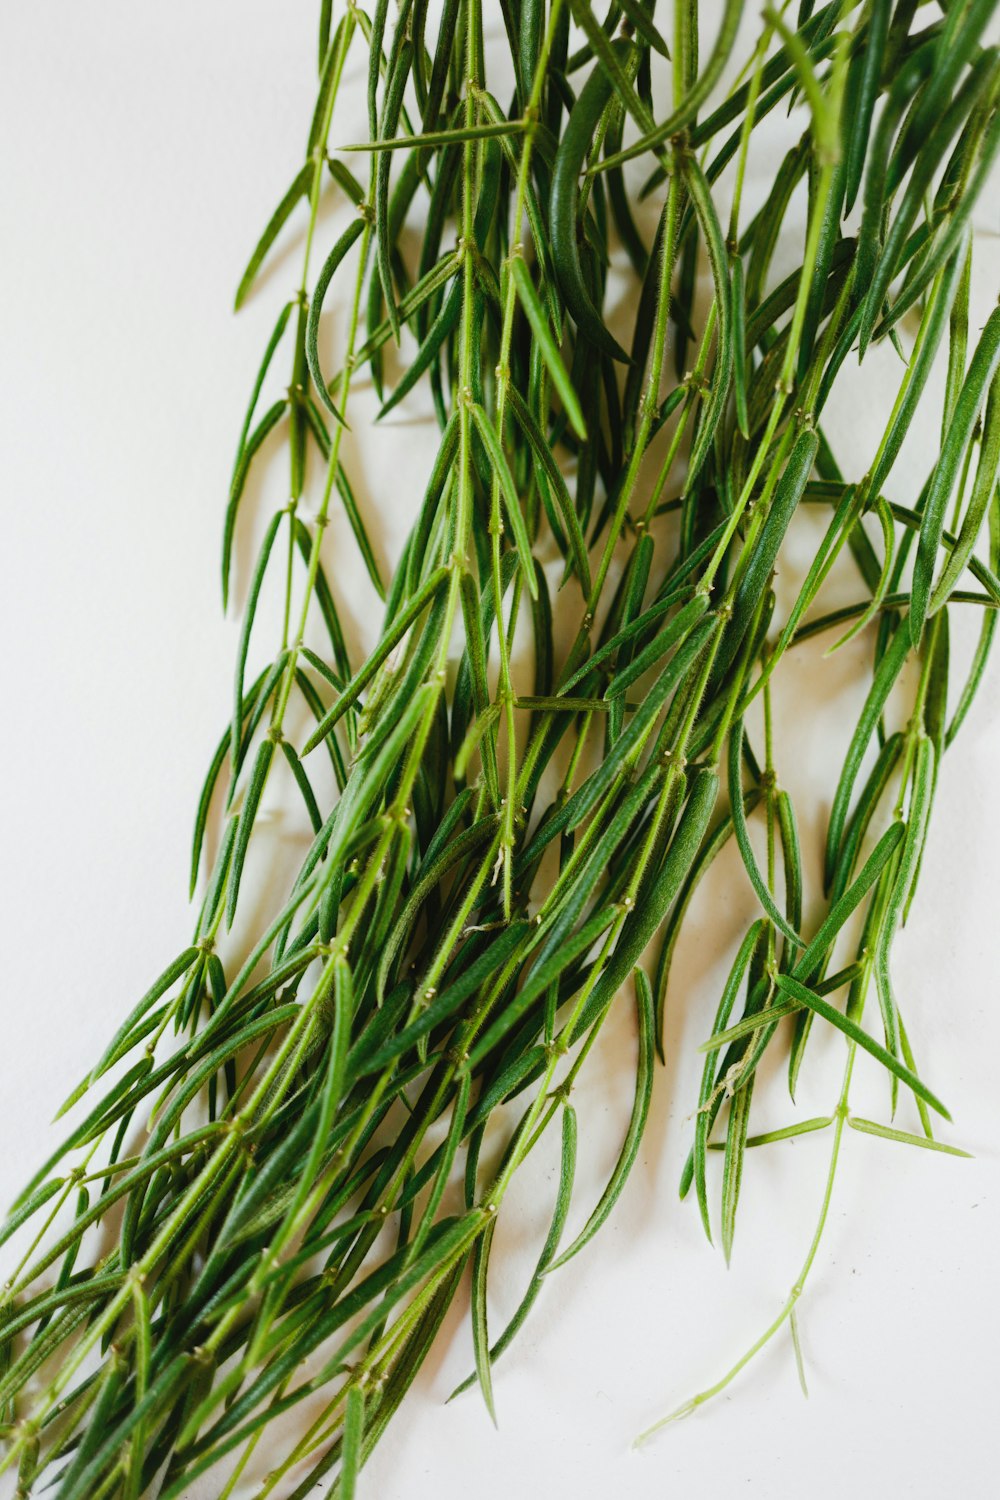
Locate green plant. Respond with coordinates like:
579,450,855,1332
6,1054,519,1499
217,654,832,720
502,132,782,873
2,1,998,1494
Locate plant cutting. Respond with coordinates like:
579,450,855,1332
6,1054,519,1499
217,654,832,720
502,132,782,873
2,1,999,1496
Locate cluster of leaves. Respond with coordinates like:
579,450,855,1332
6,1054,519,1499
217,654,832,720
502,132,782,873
3,0,999,1493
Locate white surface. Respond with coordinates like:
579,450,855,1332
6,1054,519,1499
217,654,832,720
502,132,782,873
1,5,999,1499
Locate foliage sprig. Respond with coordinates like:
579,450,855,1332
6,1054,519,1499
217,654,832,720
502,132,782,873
3,1,1000,1494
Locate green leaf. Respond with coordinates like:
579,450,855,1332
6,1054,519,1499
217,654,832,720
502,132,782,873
930,363,1000,611
874,735,935,1067
878,102,1000,339
306,217,366,422
469,905,618,1069
222,399,287,611
567,5,650,136
86,948,202,1088
451,1103,577,1400
231,297,294,491
0,1178,65,1254
232,509,284,771
912,308,1000,642
603,594,710,700
515,695,607,712
681,151,734,491
776,788,803,951
692,922,766,1238
375,37,413,346
548,970,654,1271
301,565,450,753
731,254,749,439
573,766,721,1041
409,1071,471,1259
847,1116,970,1158
343,119,528,151
234,164,312,311
774,973,951,1119
339,1384,365,1500
947,597,998,747
800,820,904,983
699,997,800,1053
310,13,355,154
379,278,461,420
471,1215,499,1424
226,737,275,927
594,0,744,170
827,496,897,654
824,623,911,889
718,428,819,676
728,720,803,950
469,402,538,599
376,814,499,1001
617,0,671,58
549,41,633,363
842,0,892,213
333,459,386,599
709,1117,835,1150
563,618,717,836
509,257,587,440
721,1057,753,1264
761,5,837,161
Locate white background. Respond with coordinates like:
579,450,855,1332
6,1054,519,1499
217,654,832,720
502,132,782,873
1,5,999,1498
